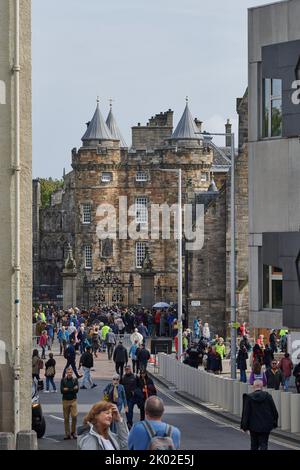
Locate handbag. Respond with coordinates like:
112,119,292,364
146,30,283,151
45,366,55,377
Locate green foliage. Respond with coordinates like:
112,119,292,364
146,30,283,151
39,178,63,208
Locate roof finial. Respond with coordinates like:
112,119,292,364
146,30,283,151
109,98,114,109
97,96,100,105
186,96,189,104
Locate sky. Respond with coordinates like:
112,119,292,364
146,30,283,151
32,0,280,178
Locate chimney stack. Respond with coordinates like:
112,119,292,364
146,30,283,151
225,119,232,147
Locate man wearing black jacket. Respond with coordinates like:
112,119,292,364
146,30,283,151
79,346,97,390
137,343,151,372
241,379,278,450
113,341,128,379
121,364,138,429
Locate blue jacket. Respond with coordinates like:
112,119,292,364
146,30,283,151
128,420,180,450
103,383,127,412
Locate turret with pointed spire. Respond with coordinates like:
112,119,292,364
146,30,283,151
106,100,127,149
169,97,202,146
81,97,115,147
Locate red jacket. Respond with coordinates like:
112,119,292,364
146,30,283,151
279,357,293,377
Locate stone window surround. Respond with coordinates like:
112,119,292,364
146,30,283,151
81,203,92,224
84,245,92,269
101,171,113,183
135,196,148,224
136,241,148,268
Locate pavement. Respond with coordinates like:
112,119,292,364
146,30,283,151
36,340,300,450
147,365,300,447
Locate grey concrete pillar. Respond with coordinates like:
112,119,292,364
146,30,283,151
270,389,281,428
16,430,38,450
290,394,300,433
239,383,249,417
0,432,15,450
280,392,291,431
233,381,240,416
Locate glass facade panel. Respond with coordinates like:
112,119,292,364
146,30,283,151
271,99,282,137
272,279,283,309
263,264,270,308
272,79,281,97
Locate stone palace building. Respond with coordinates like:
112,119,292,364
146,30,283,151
33,94,249,335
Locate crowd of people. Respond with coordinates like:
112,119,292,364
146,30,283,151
31,303,300,449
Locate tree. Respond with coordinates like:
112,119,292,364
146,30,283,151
39,178,63,208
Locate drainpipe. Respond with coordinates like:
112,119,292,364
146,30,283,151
12,0,21,435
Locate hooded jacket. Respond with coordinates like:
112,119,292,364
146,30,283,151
241,390,278,433
77,421,128,450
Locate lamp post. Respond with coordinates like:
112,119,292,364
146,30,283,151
198,131,237,379
160,168,183,362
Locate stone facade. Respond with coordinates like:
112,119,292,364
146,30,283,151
33,103,235,335
33,172,75,302
0,0,32,432
187,91,249,337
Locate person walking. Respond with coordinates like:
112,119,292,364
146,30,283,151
121,364,138,430
293,355,300,393
130,328,143,347
63,338,83,379
137,343,151,372
39,330,48,359
237,345,248,383
129,339,140,374
79,346,97,390
44,352,57,393
128,396,181,450
263,344,274,370
269,330,278,353
249,362,267,386
32,349,44,381
137,322,149,345
279,353,293,391
241,379,278,450
113,341,128,379
135,370,157,421
206,347,222,374
266,360,283,390
57,326,69,356
215,337,226,360
105,328,117,361
60,367,79,440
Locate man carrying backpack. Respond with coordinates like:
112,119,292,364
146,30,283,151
128,396,180,450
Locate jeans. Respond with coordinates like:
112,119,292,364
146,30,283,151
63,360,81,378
82,366,93,388
283,376,290,391
46,376,56,391
115,362,125,379
250,431,270,450
107,344,115,360
126,398,135,428
132,359,139,374
240,370,247,383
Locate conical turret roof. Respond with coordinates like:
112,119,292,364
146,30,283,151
171,101,200,140
82,101,113,143
106,107,127,148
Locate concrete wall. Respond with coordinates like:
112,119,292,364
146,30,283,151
248,0,300,329
0,0,32,432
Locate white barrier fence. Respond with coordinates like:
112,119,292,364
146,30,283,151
158,353,300,434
